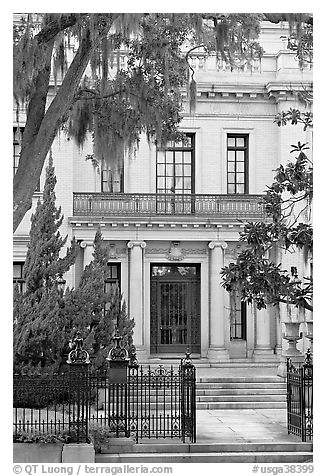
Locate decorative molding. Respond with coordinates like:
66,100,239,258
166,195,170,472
127,241,147,249
166,242,185,261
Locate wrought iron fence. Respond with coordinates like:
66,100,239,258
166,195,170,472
287,349,313,442
13,340,196,444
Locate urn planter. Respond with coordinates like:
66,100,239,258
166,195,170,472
284,321,301,337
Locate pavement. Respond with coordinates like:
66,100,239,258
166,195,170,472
196,408,298,443
194,365,297,444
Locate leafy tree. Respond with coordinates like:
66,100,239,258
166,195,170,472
13,157,76,374
221,118,313,312
13,12,311,232
65,229,134,370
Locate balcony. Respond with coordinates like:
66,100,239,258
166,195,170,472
73,193,265,220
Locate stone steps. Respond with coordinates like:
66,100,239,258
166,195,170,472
96,442,313,464
194,375,287,410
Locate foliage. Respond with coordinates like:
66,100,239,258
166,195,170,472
13,158,77,374
13,430,70,444
65,229,134,370
221,116,313,312
89,423,111,453
13,12,277,231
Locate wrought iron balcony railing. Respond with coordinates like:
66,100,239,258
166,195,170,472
73,192,265,219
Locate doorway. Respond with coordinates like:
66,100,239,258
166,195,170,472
150,265,201,354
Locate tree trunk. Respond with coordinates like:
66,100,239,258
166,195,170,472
13,17,115,233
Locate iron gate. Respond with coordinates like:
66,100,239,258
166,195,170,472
287,349,313,442
89,353,196,443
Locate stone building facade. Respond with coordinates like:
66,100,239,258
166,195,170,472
13,21,313,364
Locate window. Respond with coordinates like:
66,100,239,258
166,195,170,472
156,134,195,195
230,292,247,340
104,263,121,314
13,262,26,294
101,164,124,192
104,263,121,295
227,134,248,194
14,127,40,192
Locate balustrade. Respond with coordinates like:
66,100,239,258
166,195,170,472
73,192,265,218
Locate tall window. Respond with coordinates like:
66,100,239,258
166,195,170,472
104,263,121,295
230,292,247,340
156,134,195,194
14,127,40,192
227,134,248,194
101,164,124,192
103,263,121,328
13,262,26,294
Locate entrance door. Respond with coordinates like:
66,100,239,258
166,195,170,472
150,265,200,354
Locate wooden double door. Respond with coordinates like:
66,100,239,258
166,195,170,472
150,265,200,354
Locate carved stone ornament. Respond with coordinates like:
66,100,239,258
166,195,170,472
166,242,185,261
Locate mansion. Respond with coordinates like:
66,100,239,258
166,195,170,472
13,21,313,366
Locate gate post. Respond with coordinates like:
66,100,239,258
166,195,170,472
106,332,129,438
66,332,91,443
180,350,196,443
302,349,313,441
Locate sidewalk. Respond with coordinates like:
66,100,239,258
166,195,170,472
196,408,298,443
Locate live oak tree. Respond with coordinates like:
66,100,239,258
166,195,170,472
13,12,311,232
13,157,76,374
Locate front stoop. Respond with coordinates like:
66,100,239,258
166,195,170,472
95,442,313,464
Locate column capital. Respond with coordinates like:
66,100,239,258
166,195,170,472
80,240,94,249
127,240,147,249
208,241,228,250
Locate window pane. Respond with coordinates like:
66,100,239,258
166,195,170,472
175,176,183,189
183,152,192,164
237,172,245,184
228,137,235,147
236,137,245,147
228,151,235,161
228,184,235,193
165,177,173,190
183,177,192,190
227,162,235,172
237,183,245,193
183,164,192,176
236,151,244,162
157,177,166,189
175,164,183,176
166,151,174,163
166,164,174,176
228,173,235,183
237,161,245,172
157,151,166,163
157,164,165,175
174,151,183,163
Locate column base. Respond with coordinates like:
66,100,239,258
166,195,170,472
274,344,282,356
134,346,149,363
253,348,276,361
207,347,230,363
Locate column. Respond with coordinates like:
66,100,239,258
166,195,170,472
207,241,229,362
80,241,94,268
253,307,275,360
127,241,147,360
